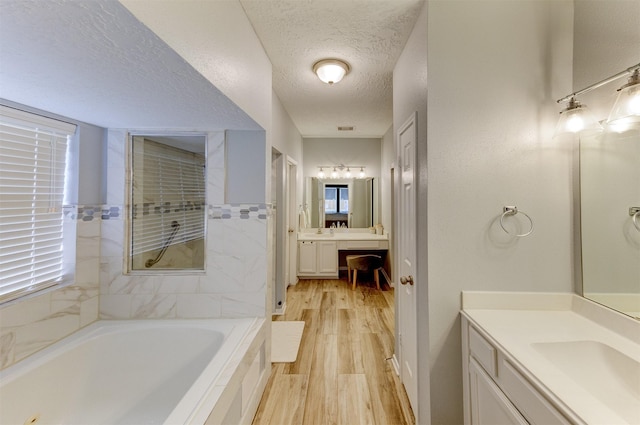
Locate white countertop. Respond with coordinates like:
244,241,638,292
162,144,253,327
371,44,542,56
462,292,640,425
297,230,388,241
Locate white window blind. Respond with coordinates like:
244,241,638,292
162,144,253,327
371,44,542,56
131,137,206,258
0,105,76,303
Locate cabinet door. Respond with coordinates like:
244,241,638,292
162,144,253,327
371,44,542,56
298,241,317,274
317,241,338,273
469,358,528,425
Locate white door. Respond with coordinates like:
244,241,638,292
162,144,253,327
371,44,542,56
298,241,317,274
397,113,419,415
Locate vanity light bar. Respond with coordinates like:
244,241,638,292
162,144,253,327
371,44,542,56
317,165,366,179
556,63,640,104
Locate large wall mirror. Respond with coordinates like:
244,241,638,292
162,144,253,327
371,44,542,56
128,134,207,272
580,130,640,318
305,177,378,228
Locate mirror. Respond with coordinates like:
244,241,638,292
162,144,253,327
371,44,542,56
580,130,640,318
305,177,377,228
128,134,207,272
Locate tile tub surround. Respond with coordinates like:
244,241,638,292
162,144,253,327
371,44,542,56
101,129,269,320
0,213,101,370
461,291,640,424
99,204,269,319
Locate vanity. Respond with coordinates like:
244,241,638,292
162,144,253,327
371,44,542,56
297,229,389,278
461,292,640,425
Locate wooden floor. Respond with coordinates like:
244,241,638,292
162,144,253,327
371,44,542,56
252,277,415,425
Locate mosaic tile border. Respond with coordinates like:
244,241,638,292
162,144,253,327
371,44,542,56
65,204,271,221
208,204,270,220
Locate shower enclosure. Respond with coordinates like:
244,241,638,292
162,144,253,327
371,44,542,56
128,134,207,271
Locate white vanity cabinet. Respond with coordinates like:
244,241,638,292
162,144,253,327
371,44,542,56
462,315,572,425
297,240,338,278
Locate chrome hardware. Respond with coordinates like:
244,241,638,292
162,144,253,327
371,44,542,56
630,207,640,232
145,221,180,268
500,206,534,238
400,275,414,285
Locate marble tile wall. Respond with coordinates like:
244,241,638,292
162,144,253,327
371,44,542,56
0,129,269,369
100,129,269,320
0,215,101,370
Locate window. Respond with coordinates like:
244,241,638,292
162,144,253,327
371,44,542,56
0,105,77,303
324,185,349,214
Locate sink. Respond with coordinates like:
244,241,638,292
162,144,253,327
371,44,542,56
309,233,334,238
532,340,640,423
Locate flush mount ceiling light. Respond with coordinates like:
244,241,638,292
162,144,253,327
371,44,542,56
313,59,351,85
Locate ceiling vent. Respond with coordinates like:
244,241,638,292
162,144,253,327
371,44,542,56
337,126,354,131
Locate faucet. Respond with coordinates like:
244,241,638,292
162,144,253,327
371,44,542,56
316,227,323,234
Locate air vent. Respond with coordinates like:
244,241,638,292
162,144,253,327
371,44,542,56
337,126,354,131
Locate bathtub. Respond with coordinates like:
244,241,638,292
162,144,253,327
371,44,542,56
0,318,268,425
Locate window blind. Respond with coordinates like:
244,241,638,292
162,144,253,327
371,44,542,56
131,137,206,257
0,105,76,303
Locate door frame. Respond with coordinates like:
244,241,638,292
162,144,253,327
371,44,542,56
395,111,419,420
286,156,298,287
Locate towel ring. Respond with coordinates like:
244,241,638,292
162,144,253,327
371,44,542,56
500,206,534,237
630,207,640,232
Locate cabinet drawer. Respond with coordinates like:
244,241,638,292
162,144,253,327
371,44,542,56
337,240,388,250
469,326,497,378
499,358,571,425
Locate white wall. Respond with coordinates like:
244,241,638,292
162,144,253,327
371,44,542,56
226,130,267,204
392,3,429,422
395,1,575,423
380,126,394,235
120,0,272,133
272,91,304,207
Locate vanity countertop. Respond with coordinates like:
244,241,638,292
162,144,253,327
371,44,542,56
462,292,640,425
297,230,388,241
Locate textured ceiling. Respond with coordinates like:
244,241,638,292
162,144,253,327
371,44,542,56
240,0,424,138
0,0,423,137
0,0,258,130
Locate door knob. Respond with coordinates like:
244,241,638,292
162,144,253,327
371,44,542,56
400,275,414,285
288,228,295,233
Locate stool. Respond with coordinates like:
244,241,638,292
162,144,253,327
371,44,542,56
346,254,383,291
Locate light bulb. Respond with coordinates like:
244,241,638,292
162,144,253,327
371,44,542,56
359,167,365,178
566,113,585,133
313,59,350,85
331,167,338,179
554,98,602,138
318,168,325,179
345,168,351,178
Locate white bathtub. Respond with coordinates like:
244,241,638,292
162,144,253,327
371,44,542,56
0,318,267,425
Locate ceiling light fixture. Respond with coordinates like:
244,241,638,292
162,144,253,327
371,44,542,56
554,97,602,136
555,63,640,136
316,165,366,179
607,68,640,129
313,59,351,85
